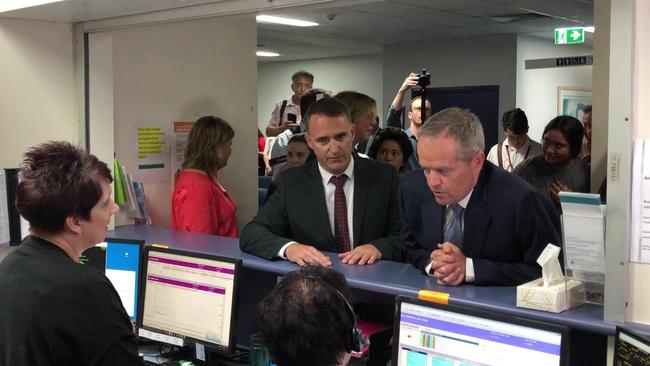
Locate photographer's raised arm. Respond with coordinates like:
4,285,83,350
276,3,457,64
392,73,420,110
387,73,420,128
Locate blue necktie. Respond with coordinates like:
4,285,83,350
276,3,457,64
444,204,464,247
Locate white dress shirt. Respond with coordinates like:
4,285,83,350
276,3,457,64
278,158,356,258
425,190,476,282
486,138,542,172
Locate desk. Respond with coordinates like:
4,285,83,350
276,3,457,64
108,225,616,336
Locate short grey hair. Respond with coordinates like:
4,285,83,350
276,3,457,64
417,107,485,161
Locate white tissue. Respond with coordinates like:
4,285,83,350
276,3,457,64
536,244,564,287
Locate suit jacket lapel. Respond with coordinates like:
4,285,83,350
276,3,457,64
463,165,491,257
426,198,445,245
352,155,368,245
307,161,336,247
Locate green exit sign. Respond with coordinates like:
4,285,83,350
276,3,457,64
555,27,585,44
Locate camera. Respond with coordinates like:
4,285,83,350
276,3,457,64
287,113,301,134
417,68,431,88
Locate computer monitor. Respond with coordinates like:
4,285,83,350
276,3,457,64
614,326,650,366
393,296,568,366
80,238,144,321
137,246,241,355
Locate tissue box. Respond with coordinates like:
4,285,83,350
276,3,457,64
516,278,584,313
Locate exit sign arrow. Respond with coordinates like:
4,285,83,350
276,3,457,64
570,30,581,41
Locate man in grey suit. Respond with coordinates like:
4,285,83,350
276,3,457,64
240,97,402,266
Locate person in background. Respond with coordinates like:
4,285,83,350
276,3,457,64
258,128,267,176
284,133,312,170
368,127,414,175
334,91,377,154
486,108,542,173
0,141,142,365
400,108,561,286
269,88,331,178
514,115,590,213
386,72,433,170
172,115,238,237
258,266,358,366
266,70,314,137
356,116,381,155
579,105,592,166
265,134,313,203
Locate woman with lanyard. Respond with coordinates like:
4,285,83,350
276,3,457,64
172,115,238,238
486,108,542,172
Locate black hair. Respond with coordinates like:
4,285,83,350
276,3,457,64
501,108,529,135
302,97,352,132
300,88,332,119
543,115,584,158
258,266,354,366
288,133,308,146
368,127,414,166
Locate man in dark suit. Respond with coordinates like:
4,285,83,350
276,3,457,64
400,107,561,286
241,97,402,266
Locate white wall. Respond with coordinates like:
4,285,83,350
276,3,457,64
109,15,258,229
383,34,517,139
516,35,593,144
0,19,75,168
257,54,383,133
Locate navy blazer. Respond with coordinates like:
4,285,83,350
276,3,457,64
240,155,403,261
399,161,561,286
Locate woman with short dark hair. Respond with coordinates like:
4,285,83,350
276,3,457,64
368,127,414,174
514,115,590,212
0,141,142,365
172,115,238,237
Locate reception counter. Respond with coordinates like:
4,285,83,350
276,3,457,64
108,225,616,336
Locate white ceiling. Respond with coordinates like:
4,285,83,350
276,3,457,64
0,0,594,61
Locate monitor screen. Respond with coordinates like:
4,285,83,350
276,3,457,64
80,238,143,321
614,326,650,366
80,244,106,272
137,247,241,355
393,296,568,366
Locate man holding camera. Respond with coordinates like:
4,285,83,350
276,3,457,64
266,70,314,137
386,72,432,170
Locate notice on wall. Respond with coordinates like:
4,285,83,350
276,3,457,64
134,124,170,182
171,121,194,182
631,139,650,263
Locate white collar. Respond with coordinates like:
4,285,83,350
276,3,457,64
454,189,473,209
503,137,531,151
318,155,355,184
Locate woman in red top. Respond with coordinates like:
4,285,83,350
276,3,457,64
172,116,238,237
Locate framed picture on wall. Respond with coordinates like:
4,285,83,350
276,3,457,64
557,86,592,120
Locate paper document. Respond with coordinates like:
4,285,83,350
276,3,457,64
560,192,605,274
631,139,650,263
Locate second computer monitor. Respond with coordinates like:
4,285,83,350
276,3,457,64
393,296,568,366
614,326,650,366
137,246,241,355
80,237,144,322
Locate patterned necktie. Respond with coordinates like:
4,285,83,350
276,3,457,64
330,175,351,253
444,204,464,247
